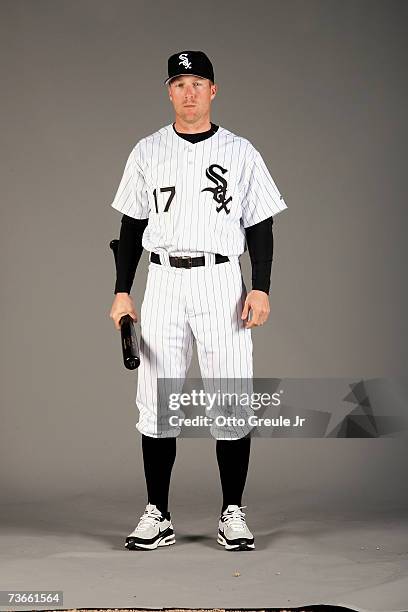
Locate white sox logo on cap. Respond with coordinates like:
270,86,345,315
178,53,192,70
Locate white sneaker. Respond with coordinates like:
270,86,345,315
217,505,255,551
125,503,175,550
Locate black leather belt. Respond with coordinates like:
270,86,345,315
150,252,229,269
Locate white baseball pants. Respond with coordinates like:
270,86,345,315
135,253,254,439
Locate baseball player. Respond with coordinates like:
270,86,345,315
109,50,287,551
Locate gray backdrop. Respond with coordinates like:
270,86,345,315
1,0,407,507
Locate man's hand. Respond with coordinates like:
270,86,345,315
109,293,138,330
241,290,270,329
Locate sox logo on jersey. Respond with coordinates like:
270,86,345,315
202,164,232,214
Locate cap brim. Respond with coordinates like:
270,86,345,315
163,73,208,86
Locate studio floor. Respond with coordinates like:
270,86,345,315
0,494,407,612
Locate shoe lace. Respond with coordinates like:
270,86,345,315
223,505,247,531
136,505,163,531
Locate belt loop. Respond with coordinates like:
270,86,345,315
206,253,215,267
160,250,171,267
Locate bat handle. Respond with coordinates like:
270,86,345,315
120,314,140,370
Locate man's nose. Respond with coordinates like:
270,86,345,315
184,86,196,98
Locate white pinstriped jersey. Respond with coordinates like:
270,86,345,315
110,123,287,257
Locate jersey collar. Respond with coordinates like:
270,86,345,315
164,122,223,144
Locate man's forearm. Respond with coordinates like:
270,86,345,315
244,216,274,294
114,215,148,294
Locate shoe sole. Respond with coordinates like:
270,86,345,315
125,533,176,551
217,532,255,551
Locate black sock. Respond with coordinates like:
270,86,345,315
216,434,251,514
141,434,176,519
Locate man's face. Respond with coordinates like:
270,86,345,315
167,75,217,123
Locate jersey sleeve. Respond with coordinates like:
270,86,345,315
110,147,150,220
240,147,287,229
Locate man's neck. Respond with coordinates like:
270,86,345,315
173,117,212,134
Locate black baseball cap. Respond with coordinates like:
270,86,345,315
164,50,214,86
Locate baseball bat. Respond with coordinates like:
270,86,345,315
109,239,141,370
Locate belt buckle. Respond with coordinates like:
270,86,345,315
178,256,192,268
172,255,193,268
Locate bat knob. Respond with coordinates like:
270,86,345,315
125,356,140,370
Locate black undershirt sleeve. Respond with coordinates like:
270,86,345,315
114,215,148,294
114,215,274,296
244,216,274,294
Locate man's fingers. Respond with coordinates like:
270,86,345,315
243,307,269,328
113,311,138,330
241,302,249,319
245,316,262,328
